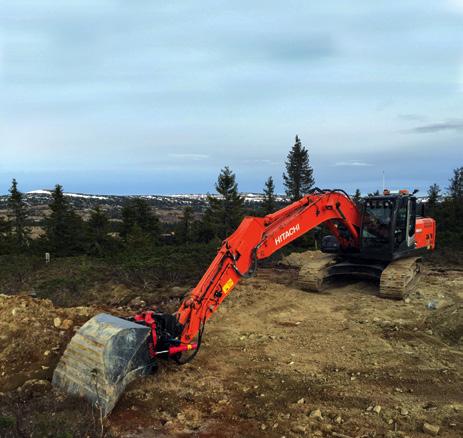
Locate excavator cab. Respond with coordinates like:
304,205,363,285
313,190,426,299
359,191,417,260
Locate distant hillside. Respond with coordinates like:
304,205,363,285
0,189,429,226
0,190,288,225
0,189,287,209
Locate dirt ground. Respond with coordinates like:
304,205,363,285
0,253,462,437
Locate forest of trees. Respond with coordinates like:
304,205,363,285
0,139,461,297
0,135,317,258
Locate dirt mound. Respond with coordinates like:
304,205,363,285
279,250,324,268
0,294,96,392
426,303,463,345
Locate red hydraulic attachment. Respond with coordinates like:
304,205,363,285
134,311,198,358
175,189,361,346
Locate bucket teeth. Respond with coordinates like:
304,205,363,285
53,313,152,416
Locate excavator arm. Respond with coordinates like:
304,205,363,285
176,189,361,344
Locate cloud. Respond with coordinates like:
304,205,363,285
242,33,337,64
409,120,463,133
448,0,463,13
397,113,426,122
168,153,210,161
334,161,373,167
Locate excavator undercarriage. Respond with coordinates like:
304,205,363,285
297,252,422,299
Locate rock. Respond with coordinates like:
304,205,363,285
291,424,306,433
334,415,342,424
400,408,409,416
176,412,186,421
422,422,440,436
43,350,50,356
20,379,51,395
309,409,323,420
11,308,19,316
373,405,382,414
129,296,146,307
297,398,305,404
53,317,62,328
404,298,411,304
61,319,74,330
331,432,353,438
261,424,267,430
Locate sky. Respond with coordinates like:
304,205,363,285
0,1,462,195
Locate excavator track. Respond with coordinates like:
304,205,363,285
379,257,422,300
297,253,337,292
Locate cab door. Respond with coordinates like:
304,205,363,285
394,196,416,252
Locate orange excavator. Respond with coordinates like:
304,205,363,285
53,188,436,415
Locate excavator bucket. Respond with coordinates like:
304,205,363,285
52,313,152,416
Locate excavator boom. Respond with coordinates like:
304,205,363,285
176,189,361,343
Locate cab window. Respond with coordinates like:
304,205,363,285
395,197,407,246
408,200,416,237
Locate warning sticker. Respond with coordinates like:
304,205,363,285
222,278,234,294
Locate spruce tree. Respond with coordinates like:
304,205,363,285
205,166,244,239
87,207,110,255
45,184,86,255
448,167,463,199
427,183,441,209
121,198,160,241
262,176,276,215
353,189,362,203
283,135,314,202
178,206,193,243
0,216,13,254
7,178,29,249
